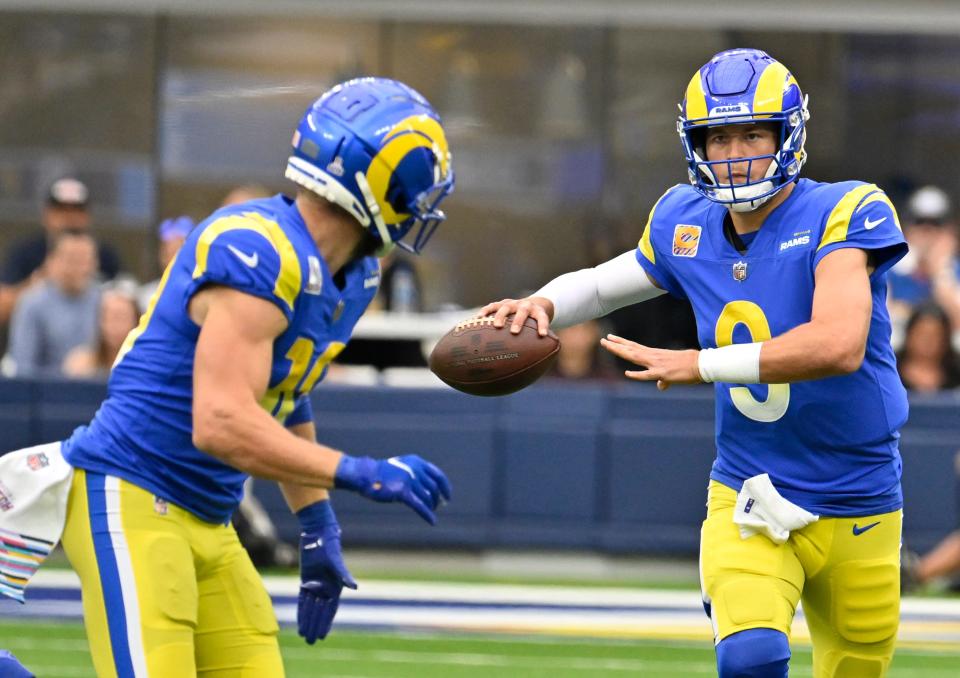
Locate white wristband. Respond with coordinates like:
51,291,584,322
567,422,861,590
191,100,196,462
697,342,763,384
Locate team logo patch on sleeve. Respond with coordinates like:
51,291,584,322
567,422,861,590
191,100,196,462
672,224,702,257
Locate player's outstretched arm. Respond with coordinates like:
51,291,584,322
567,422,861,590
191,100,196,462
190,286,452,523
480,251,665,336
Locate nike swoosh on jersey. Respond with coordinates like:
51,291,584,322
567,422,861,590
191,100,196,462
863,216,887,230
852,521,881,536
227,244,259,268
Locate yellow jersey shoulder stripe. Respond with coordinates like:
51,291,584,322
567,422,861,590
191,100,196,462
638,185,683,265
817,183,883,251
192,213,302,311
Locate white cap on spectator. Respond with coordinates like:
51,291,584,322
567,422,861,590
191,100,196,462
47,177,89,208
907,185,951,223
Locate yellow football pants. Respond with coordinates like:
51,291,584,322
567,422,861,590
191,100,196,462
61,469,284,677
700,481,901,678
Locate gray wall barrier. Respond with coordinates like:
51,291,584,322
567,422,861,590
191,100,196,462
1,378,957,554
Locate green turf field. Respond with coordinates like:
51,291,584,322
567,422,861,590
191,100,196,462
3,621,959,677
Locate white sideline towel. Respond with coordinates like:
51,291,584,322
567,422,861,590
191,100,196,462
0,442,73,602
733,473,818,545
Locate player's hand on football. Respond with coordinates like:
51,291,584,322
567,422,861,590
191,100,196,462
479,297,554,337
334,454,452,524
600,334,701,391
296,501,357,644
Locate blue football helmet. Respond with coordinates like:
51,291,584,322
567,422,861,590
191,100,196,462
285,77,454,254
678,48,809,212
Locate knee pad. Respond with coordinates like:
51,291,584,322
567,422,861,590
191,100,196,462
831,561,899,644
829,654,887,678
716,628,790,678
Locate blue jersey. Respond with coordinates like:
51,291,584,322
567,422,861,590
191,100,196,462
63,195,380,523
634,179,909,516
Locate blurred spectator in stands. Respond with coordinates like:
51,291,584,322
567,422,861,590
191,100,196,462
375,250,422,313
895,302,960,392
63,281,141,379
0,177,121,326
137,216,194,311
888,186,960,340
547,319,618,382
221,183,272,207
4,231,100,377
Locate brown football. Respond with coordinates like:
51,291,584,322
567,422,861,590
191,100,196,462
428,315,561,396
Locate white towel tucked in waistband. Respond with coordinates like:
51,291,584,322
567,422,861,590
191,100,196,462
733,473,819,545
0,442,73,603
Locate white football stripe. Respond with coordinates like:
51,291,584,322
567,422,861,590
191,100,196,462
105,476,148,677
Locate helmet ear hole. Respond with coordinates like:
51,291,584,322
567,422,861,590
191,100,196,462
386,175,411,215
688,127,707,157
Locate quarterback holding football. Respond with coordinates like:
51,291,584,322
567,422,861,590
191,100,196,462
482,48,908,678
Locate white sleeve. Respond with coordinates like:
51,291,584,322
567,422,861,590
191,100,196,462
534,250,666,329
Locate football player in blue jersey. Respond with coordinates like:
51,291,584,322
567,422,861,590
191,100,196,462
49,78,453,676
482,49,907,678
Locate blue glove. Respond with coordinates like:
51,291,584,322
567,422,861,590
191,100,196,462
0,650,34,678
334,454,452,524
296,500,356,644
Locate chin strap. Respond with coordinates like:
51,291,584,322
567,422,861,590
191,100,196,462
727,193,774,213
354,171,395,256
285,156,398,256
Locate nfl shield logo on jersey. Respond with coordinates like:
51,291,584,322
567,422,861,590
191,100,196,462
306,256,323,295
672,224,702,257
733,260,748,282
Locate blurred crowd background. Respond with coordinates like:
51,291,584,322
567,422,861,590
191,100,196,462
1,1,960,388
